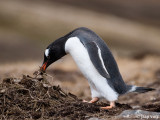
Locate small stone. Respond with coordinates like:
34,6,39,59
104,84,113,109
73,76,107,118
0,89,5,93
43,83,51,88
13,78,21,83
88,117,104,120
117,110,160,119
132,105,140,109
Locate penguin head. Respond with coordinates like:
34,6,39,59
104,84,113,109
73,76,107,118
40,38,67,72
40,27,82,72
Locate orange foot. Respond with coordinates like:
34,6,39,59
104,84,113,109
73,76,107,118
83,97,99,103
83,100,88,102
101,101,115,110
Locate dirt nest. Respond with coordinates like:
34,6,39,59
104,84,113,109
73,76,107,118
0,74,132,120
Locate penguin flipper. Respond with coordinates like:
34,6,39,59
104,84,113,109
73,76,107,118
82,41,110,78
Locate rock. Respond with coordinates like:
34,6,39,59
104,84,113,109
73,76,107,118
117,110,160,119
132,105,140,109
88,117,104,120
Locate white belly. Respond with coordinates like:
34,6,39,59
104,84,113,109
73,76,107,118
65,37,118,101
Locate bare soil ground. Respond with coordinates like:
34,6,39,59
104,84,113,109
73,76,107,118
0,55,160,119
0,73,159,120
0,75,132,120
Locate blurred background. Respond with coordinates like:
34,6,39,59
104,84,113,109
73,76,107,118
0,0,160,103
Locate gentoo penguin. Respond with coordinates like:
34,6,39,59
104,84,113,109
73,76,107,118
40,27,154,109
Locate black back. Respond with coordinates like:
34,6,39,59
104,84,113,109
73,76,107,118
50,27,128,94
66,27,128,94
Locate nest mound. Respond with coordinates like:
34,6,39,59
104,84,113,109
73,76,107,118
0,75,131,120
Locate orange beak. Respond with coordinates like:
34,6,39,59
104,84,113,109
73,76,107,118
40,61,48,72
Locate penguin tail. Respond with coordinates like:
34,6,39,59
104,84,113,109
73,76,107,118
127,85,155,93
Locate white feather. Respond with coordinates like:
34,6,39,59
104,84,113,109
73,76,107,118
96,44,109,75
129,86,136,92
65,37,118,101
45,49,49,57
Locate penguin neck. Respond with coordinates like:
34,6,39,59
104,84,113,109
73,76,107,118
52,31,75,57
53,37,68,58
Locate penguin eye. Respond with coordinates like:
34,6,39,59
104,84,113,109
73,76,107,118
47,55,50,59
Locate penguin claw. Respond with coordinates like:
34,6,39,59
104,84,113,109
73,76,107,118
100,101,115,110
100,106,114,109
89,97,99,103
83,97,99,103
83,100,88,102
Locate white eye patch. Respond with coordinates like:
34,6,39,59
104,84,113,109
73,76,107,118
45,49,49,57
